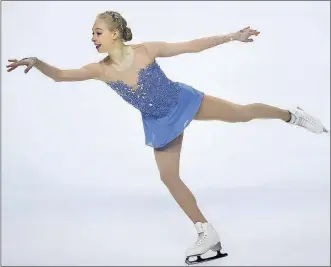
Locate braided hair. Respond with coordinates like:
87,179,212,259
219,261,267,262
98,11,132,42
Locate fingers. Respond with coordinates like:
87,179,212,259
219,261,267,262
6,61,21,67
240,26,260,36
24,64,34,73
6,62,18,71
246,28,260,35
6,59,18,68
6,63,16,68
240,26,250,31
6,61,21,72
241,37,254,43
6,58,32,73
7,66,18,72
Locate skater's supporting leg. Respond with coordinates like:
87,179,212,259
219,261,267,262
154,133,207,224
154,134,227,264
194,94,291,122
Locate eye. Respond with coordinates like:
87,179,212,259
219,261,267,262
92,32,102,36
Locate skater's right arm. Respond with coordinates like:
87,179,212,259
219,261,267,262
36,59,101,82
6,57,102,82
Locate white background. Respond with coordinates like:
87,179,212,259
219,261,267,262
2,1,330,265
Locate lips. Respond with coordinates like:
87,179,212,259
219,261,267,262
95,44,101,49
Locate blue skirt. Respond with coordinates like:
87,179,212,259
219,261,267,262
142,82,204,149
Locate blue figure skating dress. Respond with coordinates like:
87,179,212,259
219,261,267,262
107,60,204,149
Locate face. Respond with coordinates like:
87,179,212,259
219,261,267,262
91,18,120,53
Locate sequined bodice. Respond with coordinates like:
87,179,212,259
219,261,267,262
107,60,180,119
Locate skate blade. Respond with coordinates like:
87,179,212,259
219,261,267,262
185,250,228,265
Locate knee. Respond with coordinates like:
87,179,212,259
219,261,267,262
233,105,252,122
159,170,180,186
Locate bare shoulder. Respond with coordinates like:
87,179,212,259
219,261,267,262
73,60,107,82
131,42,164,60
130,43,144,49
84,62,101,69
85,62,103,77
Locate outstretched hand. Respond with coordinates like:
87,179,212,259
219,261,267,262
6,57,37,74
233,26,260,43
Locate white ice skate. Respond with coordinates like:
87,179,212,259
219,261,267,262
288,107,328,133
185,222,228,265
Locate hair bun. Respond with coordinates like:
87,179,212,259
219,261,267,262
123,27,132,42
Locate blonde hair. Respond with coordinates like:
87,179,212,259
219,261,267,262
97,11,132,42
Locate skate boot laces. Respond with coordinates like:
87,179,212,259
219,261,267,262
195,232,207,246
193,222,217,246
295,108,316,127
194,222,208,246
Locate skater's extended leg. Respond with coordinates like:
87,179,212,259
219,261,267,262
194,94,291,122
154,133,207,224
194,94,328,133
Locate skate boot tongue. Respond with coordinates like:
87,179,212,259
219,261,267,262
194,222,206,234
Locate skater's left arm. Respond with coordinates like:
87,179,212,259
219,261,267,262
144,35,233,58
145,27,260,58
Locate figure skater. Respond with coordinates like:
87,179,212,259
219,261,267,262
6,11,328,265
